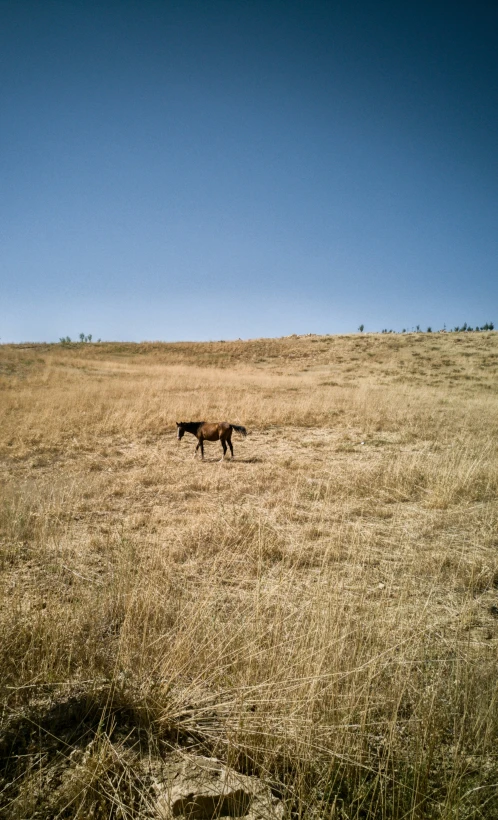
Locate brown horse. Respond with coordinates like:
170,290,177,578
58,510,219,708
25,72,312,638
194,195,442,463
176,421,247,460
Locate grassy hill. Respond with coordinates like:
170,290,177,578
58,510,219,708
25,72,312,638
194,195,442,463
1,332,498,818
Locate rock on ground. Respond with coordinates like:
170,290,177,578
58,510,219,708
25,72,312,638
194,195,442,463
154,754,283,820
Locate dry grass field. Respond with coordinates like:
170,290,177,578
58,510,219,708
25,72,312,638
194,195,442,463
1,331,498,819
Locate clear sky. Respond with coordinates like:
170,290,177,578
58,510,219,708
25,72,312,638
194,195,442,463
1,0,497,342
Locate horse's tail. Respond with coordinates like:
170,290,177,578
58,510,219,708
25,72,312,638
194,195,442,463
231,424,247,437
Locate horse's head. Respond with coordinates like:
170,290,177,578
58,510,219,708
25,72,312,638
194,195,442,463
176,422,185,440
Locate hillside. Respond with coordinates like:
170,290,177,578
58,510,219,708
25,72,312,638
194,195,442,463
1,332,498,819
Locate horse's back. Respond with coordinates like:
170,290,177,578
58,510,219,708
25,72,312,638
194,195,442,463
198,422,228,440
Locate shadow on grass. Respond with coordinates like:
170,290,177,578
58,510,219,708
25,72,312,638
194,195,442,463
198,456,264,464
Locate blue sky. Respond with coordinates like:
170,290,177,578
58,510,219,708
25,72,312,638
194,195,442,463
1,0,497,342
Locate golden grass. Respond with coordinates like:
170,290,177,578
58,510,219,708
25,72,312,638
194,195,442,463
1,332,498,818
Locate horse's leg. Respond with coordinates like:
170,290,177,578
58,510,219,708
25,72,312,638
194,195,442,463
194,441,200,459
220,439,227,461
200,438,205,460
227,433,234,459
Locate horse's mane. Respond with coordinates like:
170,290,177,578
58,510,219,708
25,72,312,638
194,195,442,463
181,421,205,434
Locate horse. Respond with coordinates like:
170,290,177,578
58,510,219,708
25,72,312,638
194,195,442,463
176,421,247,460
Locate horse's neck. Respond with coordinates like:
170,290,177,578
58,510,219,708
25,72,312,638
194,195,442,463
187,422,202,434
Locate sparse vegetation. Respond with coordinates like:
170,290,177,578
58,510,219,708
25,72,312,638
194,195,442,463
1,332,498,818
60,334,94,345
376,321,494,335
